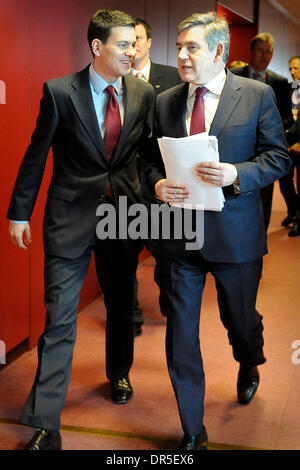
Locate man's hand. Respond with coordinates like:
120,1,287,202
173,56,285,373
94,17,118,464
289,142,300,157
155,179,190,204
195,161,238,187
9,222,32,250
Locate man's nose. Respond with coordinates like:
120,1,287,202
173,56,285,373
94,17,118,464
126,45,136,57
178,47,188,60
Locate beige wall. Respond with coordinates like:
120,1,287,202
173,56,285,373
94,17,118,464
259,0,300,79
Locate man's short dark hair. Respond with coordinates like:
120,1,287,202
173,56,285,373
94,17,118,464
88,9,136,49
135,18,152,39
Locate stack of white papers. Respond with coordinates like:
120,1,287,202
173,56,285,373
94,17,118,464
158,132,225,211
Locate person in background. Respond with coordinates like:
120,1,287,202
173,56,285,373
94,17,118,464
284,55,300,236
231,33,293,231
144,11,291,450
7,9,154,450
130,18,182,336
132,18,182,93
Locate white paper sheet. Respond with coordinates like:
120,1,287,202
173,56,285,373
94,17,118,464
158,133,225,211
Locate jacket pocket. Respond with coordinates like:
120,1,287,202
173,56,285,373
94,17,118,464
47,185,75,202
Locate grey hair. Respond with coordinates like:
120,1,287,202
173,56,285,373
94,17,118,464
250,32,274,51
177,11,230,64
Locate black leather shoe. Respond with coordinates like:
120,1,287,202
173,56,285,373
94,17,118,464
111,377,133,404
177,426,208,450
288,218,300,237
281,215,294,227
24,428,62,450
237,365,259,405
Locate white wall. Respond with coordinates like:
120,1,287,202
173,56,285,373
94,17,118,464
259,0,300,79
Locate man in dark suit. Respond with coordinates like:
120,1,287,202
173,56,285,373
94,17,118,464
132,18,182,94
230,33,293,231
7,9,154,450
130,18,182,336
285,55,300,236
144,12,291,450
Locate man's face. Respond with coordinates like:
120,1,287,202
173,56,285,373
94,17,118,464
289,58,300,81
176,25,223,85
134,24,152,63
250,40,273,72
94,26,136,82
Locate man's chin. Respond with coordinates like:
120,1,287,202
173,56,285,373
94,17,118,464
121,64,132,76
179,71,192,82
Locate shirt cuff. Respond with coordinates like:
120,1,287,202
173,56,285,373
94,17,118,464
9,220,29,224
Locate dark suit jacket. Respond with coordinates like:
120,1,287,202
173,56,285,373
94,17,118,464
286,82,300,146
7,66,155,259
230,65,293,130
144,70,291,263
149,61,182,95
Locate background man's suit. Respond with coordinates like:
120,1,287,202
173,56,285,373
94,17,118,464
280,82,300,222
144,70,291,435
231,65,293,229
7,66,154,431
149,61,182,95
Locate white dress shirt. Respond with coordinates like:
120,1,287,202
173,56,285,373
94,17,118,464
186,69,226,135
248,65,266,82
131,60,151,82
89,62,124,137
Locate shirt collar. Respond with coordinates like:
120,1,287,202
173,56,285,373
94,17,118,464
248,65,266,80
188,69,226,99
89,62,122,95
131,59,151,81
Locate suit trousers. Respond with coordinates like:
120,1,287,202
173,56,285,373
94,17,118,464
154,253,266,436
279,159,300,216
19,236,138,432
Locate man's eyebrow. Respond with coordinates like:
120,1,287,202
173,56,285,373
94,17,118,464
176,41,199,47
117,40,135,44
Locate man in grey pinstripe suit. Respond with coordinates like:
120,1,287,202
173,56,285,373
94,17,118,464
7,9,154,450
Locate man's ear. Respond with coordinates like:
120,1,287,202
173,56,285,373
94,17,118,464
92,38,102,56
214,43,225,63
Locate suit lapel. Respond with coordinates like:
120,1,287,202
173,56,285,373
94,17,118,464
209,70,242,138
171,82,189,137
149,62,163,92
111,76,142,163
265,70,274,87
70,67,108,167
149,62,161,81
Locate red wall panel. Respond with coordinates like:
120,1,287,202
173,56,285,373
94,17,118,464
1,0,104,352
0,0,31,352
217,4,256,66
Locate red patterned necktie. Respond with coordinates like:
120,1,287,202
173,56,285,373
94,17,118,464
105,85,121,161
190,86,208,135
